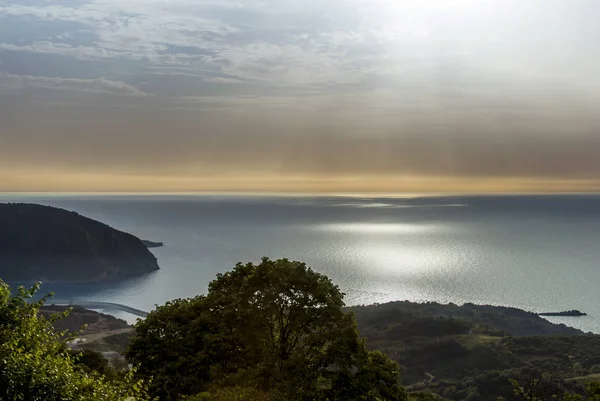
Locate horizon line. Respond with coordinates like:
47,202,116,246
2,191,600,198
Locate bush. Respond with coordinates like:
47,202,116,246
0,280,150,401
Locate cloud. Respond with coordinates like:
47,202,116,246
0,41,209,66
3,0,597,94
2,0,600,192
0,72,148,96
0,0,475,91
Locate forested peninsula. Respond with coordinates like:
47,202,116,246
0,203,159,282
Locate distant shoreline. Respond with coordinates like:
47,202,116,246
538,310,587,317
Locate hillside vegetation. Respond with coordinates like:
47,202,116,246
350,302,597,401
2,258,600,401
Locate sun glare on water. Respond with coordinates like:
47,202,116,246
317,223,439,234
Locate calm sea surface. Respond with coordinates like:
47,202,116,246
2,194,600,333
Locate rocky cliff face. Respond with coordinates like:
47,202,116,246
0,203,160,282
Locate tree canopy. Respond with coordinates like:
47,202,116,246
126,257,406,401
0,280,149,401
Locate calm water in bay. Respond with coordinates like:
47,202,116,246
2,194,600,333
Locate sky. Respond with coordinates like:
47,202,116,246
1,0,600,193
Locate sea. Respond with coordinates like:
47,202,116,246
1,193,600,333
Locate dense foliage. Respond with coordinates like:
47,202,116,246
127,257,406,401
0,280,150,401
348,301,600,401
3,259,600,401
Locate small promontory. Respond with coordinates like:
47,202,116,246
141,240,164,248
538,310,587,317
0,203,160,282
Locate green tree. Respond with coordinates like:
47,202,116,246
509,375,577,401
125,296,217,400
71,349,119,380
587,382,600,401
127,257,406,401
0,280,150,401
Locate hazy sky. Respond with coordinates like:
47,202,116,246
2,0,600,193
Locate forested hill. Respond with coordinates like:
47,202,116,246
0,203,159,282
349,301,583,338
349,301,595,401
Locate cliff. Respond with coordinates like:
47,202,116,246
0,203,160,282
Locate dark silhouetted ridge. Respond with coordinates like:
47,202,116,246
0,203,160,282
